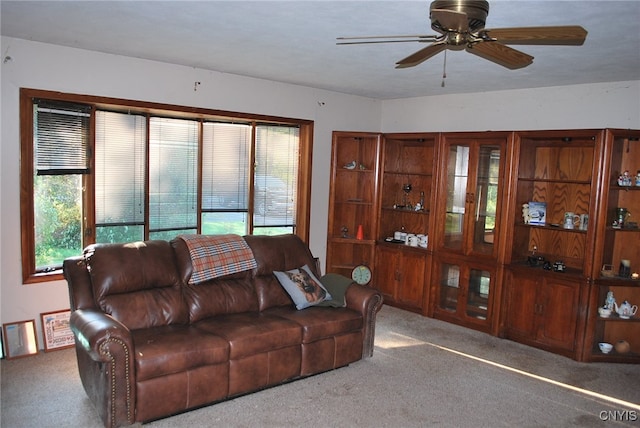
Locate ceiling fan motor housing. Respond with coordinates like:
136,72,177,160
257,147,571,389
430,0,489,32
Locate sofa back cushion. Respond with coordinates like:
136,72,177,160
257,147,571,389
171,238,258,322
244,234,319,311
84,240,188,329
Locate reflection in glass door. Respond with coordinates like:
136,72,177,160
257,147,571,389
444,145,469,250
439,263,460,312
472,146,501,255
466,269,491,320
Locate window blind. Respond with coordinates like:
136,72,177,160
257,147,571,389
254,124,299,226
34,100,91,175
95,111,146,229
148,117,199,234
201,122,251,211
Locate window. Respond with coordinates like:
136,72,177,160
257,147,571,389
20,88,313,283
31,100,91,273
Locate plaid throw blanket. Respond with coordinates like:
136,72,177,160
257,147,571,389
179,234,257,284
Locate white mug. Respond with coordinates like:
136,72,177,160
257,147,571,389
394,231,402,240
564,212,579,229
579,214,589,230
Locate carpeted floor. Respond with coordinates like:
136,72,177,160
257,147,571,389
2,305,639,427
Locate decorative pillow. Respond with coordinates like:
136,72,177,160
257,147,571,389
274,265,332,310
316,273,354,308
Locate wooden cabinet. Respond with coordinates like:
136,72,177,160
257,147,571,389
326,132,381,278
584,129,640,362
502,130,602,359
326,128,640,363
431,133,511,333
504,267,585,358
375,244,427,312
374,133,438,313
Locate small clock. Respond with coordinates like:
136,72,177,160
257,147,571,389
351,264,372,285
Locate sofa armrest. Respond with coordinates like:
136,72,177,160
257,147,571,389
71,309,136,428
345,284,384,358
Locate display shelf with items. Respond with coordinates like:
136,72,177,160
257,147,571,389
378,133,437,247
585,129,640,362
509,130,603,275
326,132,381,280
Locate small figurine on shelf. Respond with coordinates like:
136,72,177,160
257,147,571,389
605,291,616,311
636,170,640,186
341,226,349,238
343,160,357,170
618,170,632,186
522,203,530,224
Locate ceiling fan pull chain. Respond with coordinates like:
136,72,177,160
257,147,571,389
441,49,447,87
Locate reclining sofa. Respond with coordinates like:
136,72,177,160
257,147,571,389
63,234,383,427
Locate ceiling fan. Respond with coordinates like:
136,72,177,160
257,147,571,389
337,0,587,70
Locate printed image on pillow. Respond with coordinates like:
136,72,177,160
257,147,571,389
274,265,332,310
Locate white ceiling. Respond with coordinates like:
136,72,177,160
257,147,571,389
2,1,639,100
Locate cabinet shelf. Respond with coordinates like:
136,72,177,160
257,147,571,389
381,206,430,215
609,185,640,190
605,227,640,232
383,171,432,178
597,316,639,323
336,199,373,205
515,223,588,234
517,177,592,185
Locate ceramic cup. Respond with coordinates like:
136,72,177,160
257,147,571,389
598,307,612,318
579,214,589,230
394,231,402,240
598,342,613,354
564,212,580,229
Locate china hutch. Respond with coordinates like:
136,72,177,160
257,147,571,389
327,128,640,363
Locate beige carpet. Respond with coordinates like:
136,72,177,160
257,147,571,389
2,305,639,427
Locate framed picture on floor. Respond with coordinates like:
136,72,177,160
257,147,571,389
40,310,75,352
2,319,38,359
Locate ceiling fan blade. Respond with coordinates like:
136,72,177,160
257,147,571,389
481,26,588,46
336,34,439,45
467,42,533,70
430,9,469,32
396,42,447,69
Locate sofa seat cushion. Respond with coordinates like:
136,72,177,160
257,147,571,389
265,306,363,343
133,325,229,382
195,313,302,360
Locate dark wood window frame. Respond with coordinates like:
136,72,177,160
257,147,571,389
20,88,314,283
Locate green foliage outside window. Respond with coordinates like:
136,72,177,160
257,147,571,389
34,174,82,267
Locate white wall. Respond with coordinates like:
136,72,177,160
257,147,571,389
0,37,381,344
381,80,640,132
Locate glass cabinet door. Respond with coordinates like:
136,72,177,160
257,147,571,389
442,140,504,258
437,260,492,324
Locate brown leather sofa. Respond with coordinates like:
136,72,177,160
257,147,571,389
63,234,383,428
